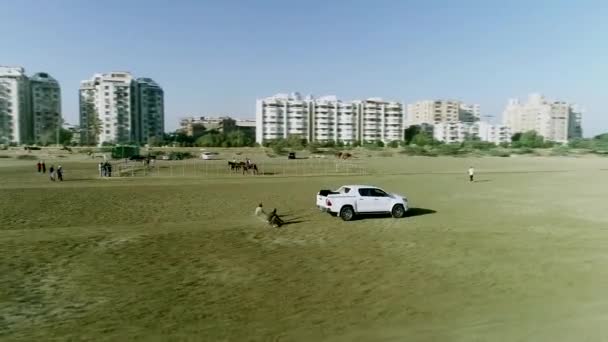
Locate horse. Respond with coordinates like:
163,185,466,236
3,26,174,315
242,162,259,175
228,161,241,171
335,152,352,160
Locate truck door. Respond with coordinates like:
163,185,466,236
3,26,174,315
370,188,392,212
357,188,376,213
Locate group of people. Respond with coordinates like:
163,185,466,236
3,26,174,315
36,161,63,181
98,162,113,177
255,203,284,227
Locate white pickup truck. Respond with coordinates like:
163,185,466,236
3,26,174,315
316,185,408,221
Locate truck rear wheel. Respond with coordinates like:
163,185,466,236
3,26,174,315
391,204,405,218
340,206,355,221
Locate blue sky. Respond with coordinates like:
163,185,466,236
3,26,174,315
1,0,607,136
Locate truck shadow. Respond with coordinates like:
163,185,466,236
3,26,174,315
355,208,437,220
405,208,437,217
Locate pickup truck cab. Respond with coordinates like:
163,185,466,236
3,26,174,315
316,185,408,221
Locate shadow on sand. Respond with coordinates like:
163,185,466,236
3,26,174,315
404,208,437,217
354,207,437,220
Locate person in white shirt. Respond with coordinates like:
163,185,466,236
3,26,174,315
255,203,265,217
468,166,475,182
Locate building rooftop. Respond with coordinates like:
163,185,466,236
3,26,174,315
0,66,26,77
30,72,59,84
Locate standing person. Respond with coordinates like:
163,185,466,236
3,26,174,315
42,161,46,173
49,165,55,181
37,161,42,173
98,162,103,177
57,165,63,181
107,163,112,177
468,166,475,182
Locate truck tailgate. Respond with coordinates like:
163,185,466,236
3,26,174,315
316,194,328,210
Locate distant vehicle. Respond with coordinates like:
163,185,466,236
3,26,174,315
288,152,296,159
316,185,408,221
201,152,220,160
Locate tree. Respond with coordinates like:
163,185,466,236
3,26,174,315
307,141,321,153
226,130,253,147
519,130,545,148
58,128,73,145
404,125,422,145
147,136,163,147
285,134,306,149
196,133,224,147
387,140,399,148
594,133,608,141
268,138,287,154
511,132,523,143
411,132,434,146
375,140,385,147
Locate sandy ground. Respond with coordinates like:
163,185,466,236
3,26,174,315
2,155,608,341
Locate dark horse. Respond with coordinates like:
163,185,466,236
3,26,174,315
228,161,258,175
228,161,242,172
242,162,259,175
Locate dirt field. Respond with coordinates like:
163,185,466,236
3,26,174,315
2,154,608,341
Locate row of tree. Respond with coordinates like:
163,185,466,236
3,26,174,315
151,128,256,148
262,130,558,153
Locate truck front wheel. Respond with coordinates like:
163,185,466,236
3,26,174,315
391,204,405,218
340,206,355,221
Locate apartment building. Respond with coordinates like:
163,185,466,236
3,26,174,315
255,92,404,144
433,122,477,143
134,78,164,143
433,121,510,144
79,72,164,145
502,93,582,143
406,100,480,126
0,66,31,144
30,72,61,144
477,122,511,144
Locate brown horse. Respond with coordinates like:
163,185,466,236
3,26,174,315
335,152,352,160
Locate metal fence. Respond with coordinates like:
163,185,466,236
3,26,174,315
114,157,368,178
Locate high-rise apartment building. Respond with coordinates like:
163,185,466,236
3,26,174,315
30,72,61,144
0,66,31,144
134,78,164,143
255,93,404,144
406,100,480,126
79,72,164,145
502,93,582,143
